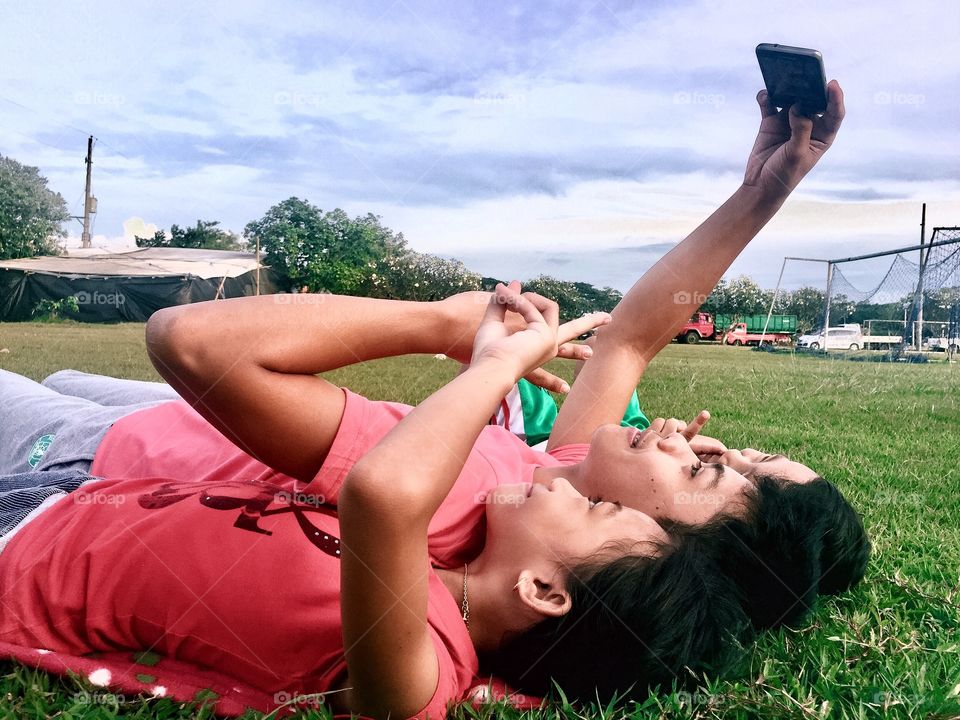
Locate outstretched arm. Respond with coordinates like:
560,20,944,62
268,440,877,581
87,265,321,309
548,82,845,449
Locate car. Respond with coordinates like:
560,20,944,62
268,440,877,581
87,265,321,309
797,324,863,350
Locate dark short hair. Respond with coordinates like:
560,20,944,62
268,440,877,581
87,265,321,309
485,538,752,702
690,475,870,630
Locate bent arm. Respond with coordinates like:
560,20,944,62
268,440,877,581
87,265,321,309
338,286,551,718
146,294,462,481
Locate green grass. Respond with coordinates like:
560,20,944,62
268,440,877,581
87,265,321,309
1,323,959,719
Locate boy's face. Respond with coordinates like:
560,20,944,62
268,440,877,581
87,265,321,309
576,425,757,527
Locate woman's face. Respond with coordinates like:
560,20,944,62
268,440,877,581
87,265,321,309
482,476,669,568
576,425,756,527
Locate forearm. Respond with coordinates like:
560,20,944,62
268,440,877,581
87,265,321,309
344,357,516,521
605,183,787,361
146,294,459,381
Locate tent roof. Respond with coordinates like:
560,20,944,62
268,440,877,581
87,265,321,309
0,248,265,280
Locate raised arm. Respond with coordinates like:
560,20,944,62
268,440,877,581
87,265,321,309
337,285,564,718
548,82,845,449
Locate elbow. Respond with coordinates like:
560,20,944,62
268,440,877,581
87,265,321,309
340,461,432,527
145,307,208,387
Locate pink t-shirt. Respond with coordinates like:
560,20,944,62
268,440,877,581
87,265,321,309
89,389,590,567
0,390,589,717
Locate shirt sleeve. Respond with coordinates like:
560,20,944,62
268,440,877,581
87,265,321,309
516,379,559,447
297,388,414,506
404,629,466,720
546,442,591,465
620,390,650,429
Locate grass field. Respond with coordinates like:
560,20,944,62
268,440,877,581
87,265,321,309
1,322,959,719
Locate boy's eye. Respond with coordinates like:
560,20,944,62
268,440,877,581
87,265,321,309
691,462,703,477
588,496,603,508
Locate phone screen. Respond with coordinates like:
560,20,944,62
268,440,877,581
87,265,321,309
756,44,827,114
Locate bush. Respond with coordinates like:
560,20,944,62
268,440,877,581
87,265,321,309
31,296,79,322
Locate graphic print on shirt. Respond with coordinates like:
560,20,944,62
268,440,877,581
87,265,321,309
28,434,55,468
137,479,342,558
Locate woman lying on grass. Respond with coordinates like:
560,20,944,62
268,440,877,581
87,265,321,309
0,81,867,716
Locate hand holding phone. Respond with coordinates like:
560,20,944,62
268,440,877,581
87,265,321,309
756,43,828,115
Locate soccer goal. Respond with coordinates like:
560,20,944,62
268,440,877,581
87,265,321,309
765,224,960,352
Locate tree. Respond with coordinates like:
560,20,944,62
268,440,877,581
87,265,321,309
360,251,482,301
136,219,243,250
0,155,69,260
782,286,826,334
829,294,857,324
244,198,406,293
482,275,622,322
724,275,769,315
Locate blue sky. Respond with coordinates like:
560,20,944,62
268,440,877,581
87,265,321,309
1,0,958,291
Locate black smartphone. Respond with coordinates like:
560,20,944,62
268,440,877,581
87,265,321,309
755,43,828,114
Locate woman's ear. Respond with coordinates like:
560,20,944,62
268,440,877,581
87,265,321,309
514,570,572,618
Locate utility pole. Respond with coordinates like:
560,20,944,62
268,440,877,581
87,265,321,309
81,136,95,248
916,203,927,349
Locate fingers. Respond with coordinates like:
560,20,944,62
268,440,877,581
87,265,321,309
818,79,845,143
757,89,778,118
556,341,593,361
522,291,560,331
681,410,710,440
690,436,727,457
497,285,558,332
557,312,612,344
787,102,814,151
492,283,546,329
524,368,570,394
483,283,512,324
649,417,685,436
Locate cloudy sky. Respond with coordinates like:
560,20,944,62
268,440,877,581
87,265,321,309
1,0,958,291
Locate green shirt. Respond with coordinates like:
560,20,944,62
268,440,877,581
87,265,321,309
506,379,649,447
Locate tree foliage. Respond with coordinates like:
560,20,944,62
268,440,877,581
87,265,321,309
243,198,407,294
135,219,243,250
244,197,483,298
480,274,622,322
0,155,69,260
359,251,482,301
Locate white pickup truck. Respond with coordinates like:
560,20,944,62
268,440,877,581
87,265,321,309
798,323,902,351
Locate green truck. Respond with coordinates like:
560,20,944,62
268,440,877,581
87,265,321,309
676,312,798,344
713,313,797,334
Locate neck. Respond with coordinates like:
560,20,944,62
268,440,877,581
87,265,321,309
434,557,514,655
532,462,587,493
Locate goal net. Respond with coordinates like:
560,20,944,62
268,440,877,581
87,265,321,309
826,227,960,347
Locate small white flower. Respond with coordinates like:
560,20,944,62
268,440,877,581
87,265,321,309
88,668,112,686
